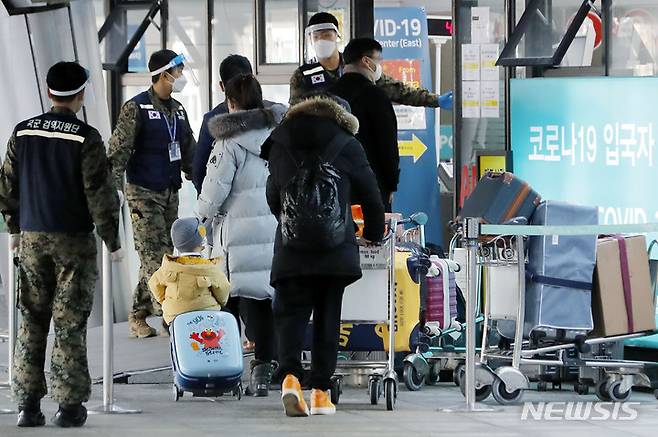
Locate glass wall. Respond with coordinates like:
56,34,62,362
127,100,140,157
212,0,255,108
168,0,209,134
610,1,658,76
263,0,299,64
455,0,507,209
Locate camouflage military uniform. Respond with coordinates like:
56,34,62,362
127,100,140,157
0,109,120,406
289,60,439,107
13,233,97,405
124,183,178,315
108,87,194,318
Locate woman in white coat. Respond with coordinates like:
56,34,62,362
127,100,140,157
197,74,286,396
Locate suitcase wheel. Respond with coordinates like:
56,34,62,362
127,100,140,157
232,383,243,401
172,384,183,402
330,376,342,404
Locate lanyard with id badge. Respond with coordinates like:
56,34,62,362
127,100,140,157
163,112,181,162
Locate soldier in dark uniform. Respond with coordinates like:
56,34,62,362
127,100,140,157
290,12,454,109
108,50,196,338
0,62,122,428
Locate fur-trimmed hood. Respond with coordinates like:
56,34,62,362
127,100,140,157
208,103,287,140
284,96,359,135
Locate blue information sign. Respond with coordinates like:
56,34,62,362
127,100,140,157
375,7,441,245
128,24,148,73
511,77,658,348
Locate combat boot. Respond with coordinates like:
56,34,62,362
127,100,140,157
128,311,157,338
248,360,276,397
52,403,87,428
16,399,45,427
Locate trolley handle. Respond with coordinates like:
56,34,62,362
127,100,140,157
398,212,428,227
356,212,428,246
357,228,394,246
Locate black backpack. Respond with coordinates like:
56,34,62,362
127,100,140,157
280,133,352,249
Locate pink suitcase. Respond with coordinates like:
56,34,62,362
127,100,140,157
425,256,458,330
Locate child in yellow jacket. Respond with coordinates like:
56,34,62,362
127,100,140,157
148,217,230,331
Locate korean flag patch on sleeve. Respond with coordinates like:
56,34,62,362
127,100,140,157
311,74,325,85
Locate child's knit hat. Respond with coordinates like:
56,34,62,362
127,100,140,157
171,217,206,253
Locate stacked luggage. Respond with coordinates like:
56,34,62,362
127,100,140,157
524,201,598,344
460,172,656,344
453,171,658,404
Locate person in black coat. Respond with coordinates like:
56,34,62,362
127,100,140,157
330,38,400,212
262,94,385,417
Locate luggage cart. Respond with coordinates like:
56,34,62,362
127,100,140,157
459,221,658,405
402,233,486,393
303,214,427,411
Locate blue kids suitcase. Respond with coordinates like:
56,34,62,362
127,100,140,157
170,310,243,401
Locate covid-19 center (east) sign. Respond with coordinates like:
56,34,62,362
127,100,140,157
375,7,441,244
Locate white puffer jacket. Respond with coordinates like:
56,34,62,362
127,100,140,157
197,104,286,300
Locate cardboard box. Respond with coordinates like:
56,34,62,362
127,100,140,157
592,235,656,337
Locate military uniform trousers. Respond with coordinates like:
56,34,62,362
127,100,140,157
125,183,178,316
12,232,97,405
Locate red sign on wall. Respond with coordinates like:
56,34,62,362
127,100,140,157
382,59,422,89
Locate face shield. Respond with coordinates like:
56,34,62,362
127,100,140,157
81,69,96,108
150,53,200,88
304,23,341,64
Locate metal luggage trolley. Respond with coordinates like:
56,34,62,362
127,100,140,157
456,219,658,406
303,214,427,411
402,232,487,393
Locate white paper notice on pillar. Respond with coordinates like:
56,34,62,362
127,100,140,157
481,81,500,118
480,44,500,81
462,44,480,81
462,81,481,118
394,105,427,130
471,7,491,44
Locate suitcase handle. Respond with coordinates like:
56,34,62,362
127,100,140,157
483,171,514,184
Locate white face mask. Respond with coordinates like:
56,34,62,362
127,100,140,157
373,62,383,82
167,73,187,93
313,39,337,60
367,58,383,82
168,72,188,93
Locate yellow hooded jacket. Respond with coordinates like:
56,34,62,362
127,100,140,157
148,254,230,324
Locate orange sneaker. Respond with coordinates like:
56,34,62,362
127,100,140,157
281,375,309,417
310,389,336,415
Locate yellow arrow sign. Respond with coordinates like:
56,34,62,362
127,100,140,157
398,134,427,163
